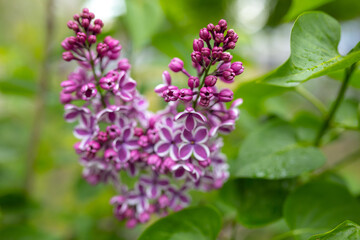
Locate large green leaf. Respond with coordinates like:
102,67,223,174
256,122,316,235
283,0,334,21
138,206,222,240
308,220,360,240
231,120,326,179
284,181,360,240
220,178,294,227
261,12,360,87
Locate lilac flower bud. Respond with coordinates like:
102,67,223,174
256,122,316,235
82,8,89,13
61,80,77,93
193,39,204,51
131,150,141,162
74,142,83,154
94,19,104,27
134,127,144,137
61,38,73,50
222,68,235,83
221,52,232,62
201,47,211,57
138,135,149,147
199,28,211,41
104,148,117,162
218,88,234,102
179,88,193,102
139,212,150,223
96,43,109,56
212,46,223,59
89,12,95,19
160,157,175,174
198,158,211,167
214,24,221,32
117,59,131,71
207,23,214,31
231,61,244,75
104,36,120,50
168,58,184,72
81,18,90,28
200,87,214,99
60,91,72,104
214,33,224,43
191,51,202,63
162,85,179,102
99,76,115,90
226,29,235,38
204,75,217,87
227,41,236,49
76,32,87,44
147,154,162,169
97,131,107,142
158,194,169,208
92,24,102,34
218,19,227,30
88,35,97,44
62,51,74,61
86,141,101,154
147,128,159,143
199,97,211,107
162,71,171,85
106,125,121,139
68,36,77,45
73,14,80,21
80,83,97,100
188,76,199,88
218,62,231,72
126,219,137,228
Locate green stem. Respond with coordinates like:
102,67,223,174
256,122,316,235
314,63,357,146
193,61,213,109
296,85,327,116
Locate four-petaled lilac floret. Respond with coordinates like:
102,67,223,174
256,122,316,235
80,83,97,100
179,126,210,161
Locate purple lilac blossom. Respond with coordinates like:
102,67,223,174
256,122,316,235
61,9,243,228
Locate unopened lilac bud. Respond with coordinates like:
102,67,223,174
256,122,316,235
94,19,104,27
138,135,149,147
204,75,217,87
76,32,86,44
218,19,227,30
201,47,211,57
198,158,211,167
60,91,72,104
207,23,214,31
126,219,137,228
214,24,221,32
68,36,76,45
96,43,108,56
117,59,131,71
99,76,115,90
61,80,77,93
80,83,97,100
104,148,117,162
86,140,101,154
106,125,121,139
162,71,171,85
92,24,102,34
200,87,214,99
97,131,107,142
82,8,89,13
215,33,224,43
168,58,184,72
212,46,223,59
73,14,80,21
188,76,199,88
218,88,234,102
81,18,89,28
134,127,144,137
231,61,244,75
199,97,211,107
88,35,96,44
62,51,74,61
226,29,235,38
61,38,73,50
138,212,150,223
179,88,193,102
222,68,235,83
89,12,95,19
221,52,232,62
104,36,120,50
199,28,211,41
227,41,236,49
147,154,162,169
191,51,202,63
193,39,204,51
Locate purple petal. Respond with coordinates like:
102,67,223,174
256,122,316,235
154,84,167,94
170,144,179,160
182,129,193,142
118,146,129,162
179,194,190,204
174,111,187,121
158,179,169,186
179,144,193,160
155,142,171,156
123,81,136,91
194,127,208,143
192,112,207,122
140,176,152,185
193,144,209,161
64,111,78,121
174,167,185,178
159,126,172,141
108,112,116,122
185,115,195,131
122,128,132,141
150,186,158,198
119,90,133,102
74,128,89,137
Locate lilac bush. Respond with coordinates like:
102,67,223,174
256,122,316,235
60,8,243,227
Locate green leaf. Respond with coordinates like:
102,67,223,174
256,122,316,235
283,0,334,21
138,206,222,240
220,178,294,227
231,120,326,179
328,66,360,89
260,12,360,87
308,220,360,240
284,181,360,240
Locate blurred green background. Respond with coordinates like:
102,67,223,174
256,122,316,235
1,0,360,239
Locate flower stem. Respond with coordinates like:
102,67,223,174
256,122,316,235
314,63,357,146
295,85,327,116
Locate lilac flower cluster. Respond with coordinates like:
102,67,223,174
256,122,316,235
61,9,243,228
